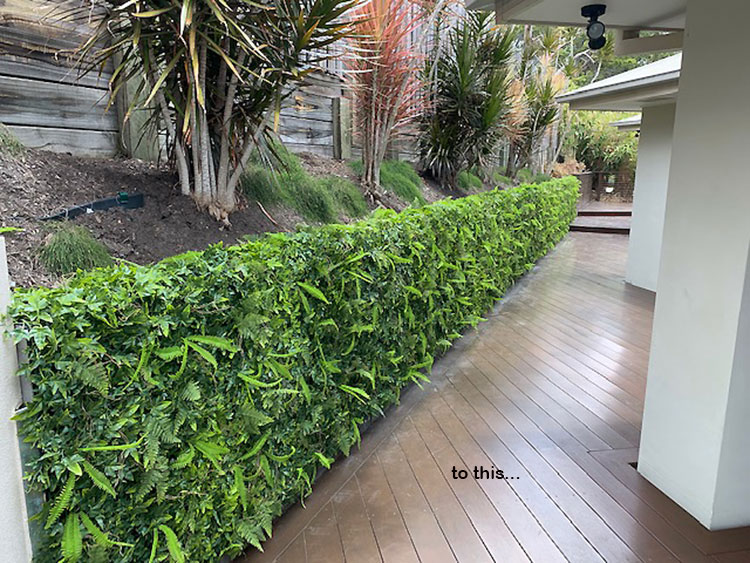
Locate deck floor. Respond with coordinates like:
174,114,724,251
240,233,750,563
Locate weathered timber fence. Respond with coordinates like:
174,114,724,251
0,1,118,157
0,1,350,160
280,71,349,159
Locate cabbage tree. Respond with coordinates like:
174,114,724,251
77,0,356,222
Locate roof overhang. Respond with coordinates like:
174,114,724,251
557,53,681,111
468,0,687,32
610,115,642,131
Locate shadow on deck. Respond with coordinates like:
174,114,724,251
238,233,750,563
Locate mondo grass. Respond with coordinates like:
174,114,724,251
241,144,363,224
318,177,368,219
350,159,424,204
0,122,25,157
457,170,483,192
39,224,112,275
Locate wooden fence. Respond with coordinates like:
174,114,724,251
0,0,118,156
0,1,350,160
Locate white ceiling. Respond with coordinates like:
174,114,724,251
467,0,687,31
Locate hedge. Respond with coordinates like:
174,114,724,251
9,177,579,562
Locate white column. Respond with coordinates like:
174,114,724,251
0,237,32,561
638,0,750,530
626,103,675,292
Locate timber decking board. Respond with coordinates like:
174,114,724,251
238,233,750,563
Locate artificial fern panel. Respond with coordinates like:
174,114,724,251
10,178,579,561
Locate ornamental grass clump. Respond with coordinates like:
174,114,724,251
39,224,112,275
10,178,579,562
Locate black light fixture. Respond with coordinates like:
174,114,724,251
582,4,607,50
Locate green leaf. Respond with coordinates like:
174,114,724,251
82,461,116,497
313,452,334,469
298,376,311,403
233,467,247,512
186,335,238,353
46,473,76,529
297,282,330,304
148,529,159,563
61,513,82,561
64,459,82,477
158,524,185,563
186,340,217,369
240,432,270,460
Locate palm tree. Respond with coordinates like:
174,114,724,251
419,12,517,190
74,0,356,223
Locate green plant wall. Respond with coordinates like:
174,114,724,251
9,178,579,562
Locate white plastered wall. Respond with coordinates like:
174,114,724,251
638,0,750,530
0,237,32,561
626,104,675,292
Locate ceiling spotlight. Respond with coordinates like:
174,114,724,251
582,4,607,50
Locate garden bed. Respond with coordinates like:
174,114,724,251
0,150,459,288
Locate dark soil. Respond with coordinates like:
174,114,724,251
0,149,457,289
0,150,303,288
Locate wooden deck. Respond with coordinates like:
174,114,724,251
239,233,750,563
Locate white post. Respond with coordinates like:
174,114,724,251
638,0,750,530
626,103,675,292
0,237,32,561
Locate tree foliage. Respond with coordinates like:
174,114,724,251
347,0,425,196
419,12,517,189
566,111,638,174
75,0,356,222
11,178,579,562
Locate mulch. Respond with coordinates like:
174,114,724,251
0,149,463,289
0,150,301,288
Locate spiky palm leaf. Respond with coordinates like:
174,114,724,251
68,0,357,222
419,12,517,189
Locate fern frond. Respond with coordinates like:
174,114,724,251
180,381,201,402
136,466,164,502
233,466,247,512
46,473,76,529
158,524,185,563
82,461,116,497
80,512,111,546
61,513,82,561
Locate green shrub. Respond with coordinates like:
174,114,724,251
533,172,552,184
492,172,513,187
516,168,534,183
351,159,424,204
39,224,112,275
10,178,579,562
240,146,340,224
457,170,483,192
0,122,24,157
319,177,368,218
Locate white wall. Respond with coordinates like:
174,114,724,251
638,0,750,530
626,104,675,292
0,237,32,561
